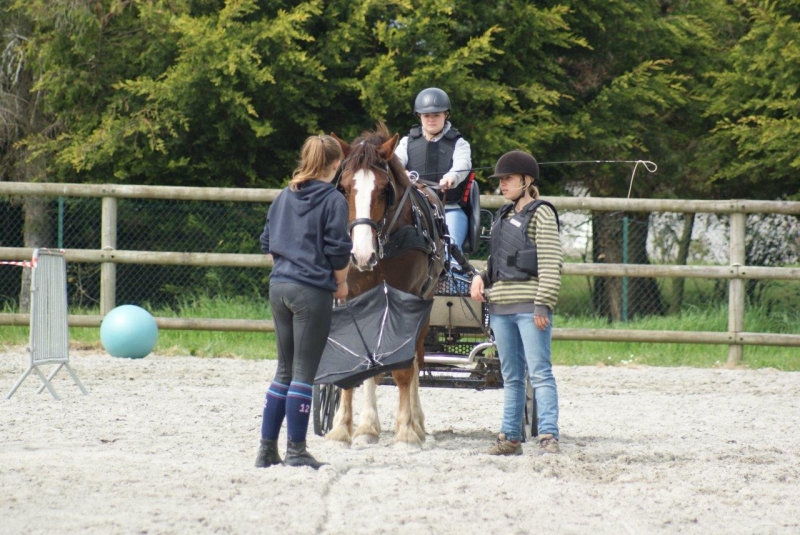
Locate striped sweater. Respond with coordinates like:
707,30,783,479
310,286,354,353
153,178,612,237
481,202,563,315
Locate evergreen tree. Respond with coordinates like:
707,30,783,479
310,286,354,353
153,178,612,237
700,1,800,200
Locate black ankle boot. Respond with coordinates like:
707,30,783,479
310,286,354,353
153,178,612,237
255,439,282,468
284,440,327,470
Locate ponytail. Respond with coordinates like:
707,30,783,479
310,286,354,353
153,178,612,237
522,175,539,200
289,135,343,191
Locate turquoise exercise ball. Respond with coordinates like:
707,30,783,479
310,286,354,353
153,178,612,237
100,305,159,359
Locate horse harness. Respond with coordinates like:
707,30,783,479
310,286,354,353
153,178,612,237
341,159,446,293
345,161,396,246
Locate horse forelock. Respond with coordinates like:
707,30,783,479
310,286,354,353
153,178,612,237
343,127,409,193
342,135,382,177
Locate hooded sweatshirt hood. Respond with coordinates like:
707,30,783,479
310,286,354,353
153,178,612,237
260,180,352,292
286,179,333,216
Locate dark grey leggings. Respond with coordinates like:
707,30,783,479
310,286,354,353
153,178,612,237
269,282,333,385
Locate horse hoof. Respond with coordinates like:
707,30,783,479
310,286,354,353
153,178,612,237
325,439,351,449
393,427,424,450
393,440,423,452
324,427,352,447
353,433,380,447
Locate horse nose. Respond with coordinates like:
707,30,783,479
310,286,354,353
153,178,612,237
351,225,379,270
351,252,376,271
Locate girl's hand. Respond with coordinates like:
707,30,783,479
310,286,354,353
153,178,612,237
534,314,550,330
334,281,348,300
439,176,454,192
470,276,485,302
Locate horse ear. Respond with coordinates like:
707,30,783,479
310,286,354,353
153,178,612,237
378,133,399,160
330,132,350,157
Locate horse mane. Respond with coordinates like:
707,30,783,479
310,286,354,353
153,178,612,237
343,123,411,190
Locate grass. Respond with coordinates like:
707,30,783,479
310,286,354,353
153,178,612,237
1,292,797,370
154,294,278,359
555,306,799,370
0,295,278,360
557,271,800,318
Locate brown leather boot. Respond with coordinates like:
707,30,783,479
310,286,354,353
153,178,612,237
535,434,560,456
284,440,327,470
254,439,282,468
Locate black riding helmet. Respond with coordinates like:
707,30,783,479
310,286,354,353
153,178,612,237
489,150,539,182
414,87,451,116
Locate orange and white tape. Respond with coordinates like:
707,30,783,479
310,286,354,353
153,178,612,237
0,258,37,268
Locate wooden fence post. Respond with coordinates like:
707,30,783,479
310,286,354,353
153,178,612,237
727,211,746,365
101,196,118,315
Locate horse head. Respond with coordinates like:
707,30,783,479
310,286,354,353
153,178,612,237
332,124,407,271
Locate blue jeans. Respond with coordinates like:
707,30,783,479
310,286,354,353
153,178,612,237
444,206,468,268
490,311,559,441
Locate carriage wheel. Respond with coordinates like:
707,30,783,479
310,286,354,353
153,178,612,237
312,384,341,437
521,380,538,442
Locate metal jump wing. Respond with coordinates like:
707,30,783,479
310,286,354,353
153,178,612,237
314,282,433,390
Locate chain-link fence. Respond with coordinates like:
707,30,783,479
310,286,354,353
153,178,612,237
1,196,269,312
470,205,800,327
2,194,799,337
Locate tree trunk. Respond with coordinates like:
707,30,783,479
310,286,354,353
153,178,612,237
592,212,622,321
19,196,53,311
669,212,695,315
592,211,664,322
626,212,664,317
10,52,53,312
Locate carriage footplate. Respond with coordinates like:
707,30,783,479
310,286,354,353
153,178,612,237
379,363,502,390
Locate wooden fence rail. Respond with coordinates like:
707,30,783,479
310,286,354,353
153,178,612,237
1,247,799,280
2,182,800,364
3,181,800,214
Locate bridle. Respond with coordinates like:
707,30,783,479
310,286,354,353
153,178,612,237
339,153,408,262
346,160,396,235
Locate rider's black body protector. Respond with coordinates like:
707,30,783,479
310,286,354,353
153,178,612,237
405,126,466,204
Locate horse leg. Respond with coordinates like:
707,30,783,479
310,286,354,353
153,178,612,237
352,376,381,445
325,387,354,445
409,362,425,442
392,360,425,447
410,328,428,440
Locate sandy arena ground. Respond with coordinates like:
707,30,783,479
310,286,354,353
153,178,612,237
1,350,799,534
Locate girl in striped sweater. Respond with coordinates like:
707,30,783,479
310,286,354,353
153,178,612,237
470,150,563,456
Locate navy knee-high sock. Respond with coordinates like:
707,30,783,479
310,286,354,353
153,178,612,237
261,381,289,441
286,381,313,443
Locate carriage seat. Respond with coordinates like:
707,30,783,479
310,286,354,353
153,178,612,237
429,294,484,329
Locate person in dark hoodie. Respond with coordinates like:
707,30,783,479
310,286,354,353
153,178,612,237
255,135,352,470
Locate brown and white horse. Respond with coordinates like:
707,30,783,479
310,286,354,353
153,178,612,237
326,124,445,447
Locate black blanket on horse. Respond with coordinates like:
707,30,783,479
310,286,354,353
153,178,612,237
314,282,433,389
